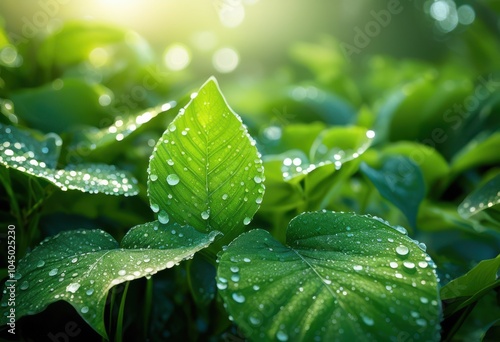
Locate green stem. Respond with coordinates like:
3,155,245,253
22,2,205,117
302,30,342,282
108,287,117,338
142,278,153,340
0,168,23,229
443,302,477,341
115,282,130,342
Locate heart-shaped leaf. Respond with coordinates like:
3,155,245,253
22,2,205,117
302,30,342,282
361,156,425,228
0,221,219,338
148,77,265,246
217,211,441,341
0,123,139,196
458,173,500,219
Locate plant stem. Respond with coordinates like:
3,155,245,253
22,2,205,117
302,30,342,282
115,282,130,342
142,277,153,340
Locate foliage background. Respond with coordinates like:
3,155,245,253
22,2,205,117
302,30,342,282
0,0,499,341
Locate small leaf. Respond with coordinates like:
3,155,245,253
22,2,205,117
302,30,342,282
0,123,139,196
361,156,425,228
451,132,500,175
68,101,177,152
0,221,220,337
217,211,441,341
458,173,500,219
148,77,265,246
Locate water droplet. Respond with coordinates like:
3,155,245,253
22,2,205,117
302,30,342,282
323,279,332,285
118,270,126,276
166,174,180,186
243,258,251,263
353,265,363,271
151,203,160,213
276,330,289,341
81,306,89,314
389,262,398,269
361,314,374,326
403,261,415,270
217,282,228,290
150,174,158,181
66,283,80,293
420,297,429,304
167,159,174,166
71,258,78,263
158,210,170,224
166,261,175,268
168,124,176,132
222,194,228,200
86,289,94,296
20,281,29,290
201,210,210,220
396,245,409,257
232,292,245,303
37,260,45,268
249,314,261,326
418,261,428,269
254,175,262,184
243,217,251,225
230,266,239,273
49,268,58,276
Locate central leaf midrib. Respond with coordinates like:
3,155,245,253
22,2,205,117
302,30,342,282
289,246,338,300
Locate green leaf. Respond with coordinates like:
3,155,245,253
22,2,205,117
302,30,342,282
37,20,153,69
361,156,425,228
10,79,113,133
441,255,500,301
0,221,220,337
458,173,500,219
217,211,441,341
382,142,449,192
187,254,217,307
0,123,139,196
451,132,500,175
148,77,265,246
68,101,177,152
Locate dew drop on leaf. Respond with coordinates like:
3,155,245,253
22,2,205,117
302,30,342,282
166,174,180,186
66,283,80,293
201,211,210,220
243,217,251,225
232,292,245,303
150,203,160,213
396,245,409,257
36,260,45,268
81,306,89,314
158,210,170,224
150,174,158,181
276,330,289,341
49,268,58,276
20,281,29,290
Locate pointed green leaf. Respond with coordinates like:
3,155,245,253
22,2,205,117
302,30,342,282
217,211,441,341
148,77,265,246
361,156,425,228
441,254,500,300
0,222,220,337
458,173,500,219
451,132,500,175
0,123,139,196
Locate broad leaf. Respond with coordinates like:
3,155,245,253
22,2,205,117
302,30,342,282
10,79,112,133
361,156,425,228
458,173,500,219
148,77,265,246
217,211,441,341
0,123,139,196
0,221,220,337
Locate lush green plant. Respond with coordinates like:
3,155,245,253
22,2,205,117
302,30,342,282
0,16,499,342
